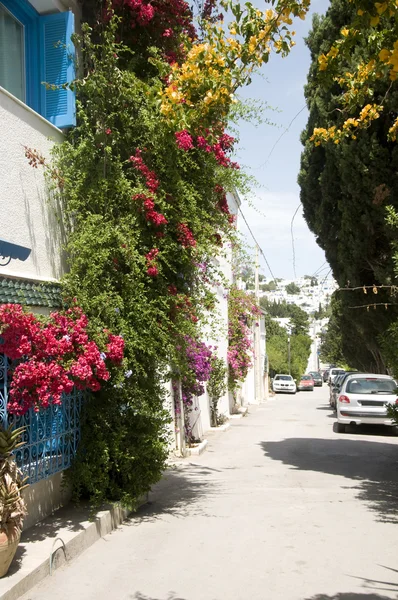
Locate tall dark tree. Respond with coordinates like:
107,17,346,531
299,0,398,372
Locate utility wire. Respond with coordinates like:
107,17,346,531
319,268,332,289
290,203,301,279
238,206,278,284
253,106,307,171
311,260,328,278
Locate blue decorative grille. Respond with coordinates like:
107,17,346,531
0,354,83,484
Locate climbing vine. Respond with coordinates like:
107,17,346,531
46,0,309,505
227,286,261,394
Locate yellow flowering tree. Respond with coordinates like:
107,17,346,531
158,0,311,132
310,0,398,145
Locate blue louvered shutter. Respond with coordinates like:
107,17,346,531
38,11,75,128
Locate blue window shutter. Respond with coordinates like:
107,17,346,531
38,11,75,128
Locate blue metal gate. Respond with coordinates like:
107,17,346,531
0,354,83,484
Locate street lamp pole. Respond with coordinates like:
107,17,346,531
288,335,291,375
254,245,263,403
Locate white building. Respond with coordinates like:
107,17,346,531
1,0,82,529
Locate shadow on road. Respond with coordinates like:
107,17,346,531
128,463,219,524
349,565,398,595
130,594,187,600
304,594,397,599
260,438,398,523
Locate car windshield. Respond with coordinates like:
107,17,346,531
346,378,398,395
310,372,320,377
275,375,292,381
301,375,313,381
332,369,345,375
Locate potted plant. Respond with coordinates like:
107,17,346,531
0,425,28,577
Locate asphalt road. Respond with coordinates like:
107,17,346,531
21,386,398,600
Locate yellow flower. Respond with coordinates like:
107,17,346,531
375,2,388,14
341,27,349,37
357,8,364,15
370,15,380,26
318,53,328,71
328,46,339,58
379,48,391,62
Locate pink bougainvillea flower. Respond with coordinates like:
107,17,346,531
0,304,124,415
175,130,194,151
129,149,159,193
145,248,159,262
147,265,159,277
176,222,196,248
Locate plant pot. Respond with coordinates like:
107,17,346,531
0,528,20,577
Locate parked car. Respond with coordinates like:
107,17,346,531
272,374,297,394
329,374,347,408
328,368,346,385
309,371,323,387
330,371,360,408
336,373,398,433
297,374,315,391
322,370,330,383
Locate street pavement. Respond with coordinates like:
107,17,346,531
21,386,398,600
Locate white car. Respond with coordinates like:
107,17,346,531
336,373,398,433
328,368,346,385
272,374,297,394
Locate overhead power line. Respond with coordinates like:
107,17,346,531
238,206,278,284
319,268,332,289
253,105,307,171
290,203,301,279
311,261,328,278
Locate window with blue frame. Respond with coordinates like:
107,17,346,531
0,0,75,128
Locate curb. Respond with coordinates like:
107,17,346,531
229,407,248,419
208,423,230,432
187,439,208,456
0,497,147,600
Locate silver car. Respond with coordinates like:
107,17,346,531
272,374,297,394
336,373,398,433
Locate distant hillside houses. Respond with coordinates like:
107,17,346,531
259,277,337,316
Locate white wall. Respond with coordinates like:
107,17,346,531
0,88,66,282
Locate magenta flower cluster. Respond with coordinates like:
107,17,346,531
174,336,213,416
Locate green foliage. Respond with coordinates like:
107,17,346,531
313,301,331,320
285,282,301,295
299,0,398,372
265,314,311,382
260,297,309,335
207,356,227,427
319,293,387,372
227,285,260,393
260,280,277,291
53,18,242,506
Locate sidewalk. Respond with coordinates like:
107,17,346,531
0,414,241,600
0,501,144,600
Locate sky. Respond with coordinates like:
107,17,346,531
235,0,331,280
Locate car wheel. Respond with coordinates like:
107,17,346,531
336,422,346,433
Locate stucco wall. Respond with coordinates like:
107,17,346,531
22,471,71,531
0,88,66,282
